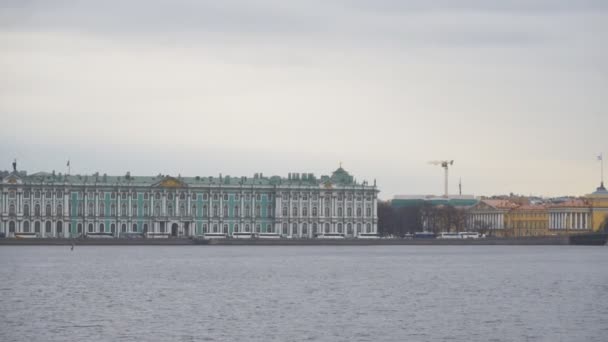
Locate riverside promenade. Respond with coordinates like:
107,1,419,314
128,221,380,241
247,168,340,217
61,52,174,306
0,236,575,246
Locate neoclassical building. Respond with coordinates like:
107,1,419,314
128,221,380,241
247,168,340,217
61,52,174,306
0,165,379,238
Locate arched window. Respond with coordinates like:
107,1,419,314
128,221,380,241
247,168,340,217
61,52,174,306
143,224,148,233
245,205,251,217
100,203,105,217
312,223,318,234
23,221,30,233
357,223,362,233
302,223,308,235
155,192,160,200
223,194,228,201
88,202,94,216
325,207,330,217
45,221,52,233
180,204,186,216
223,224,228,233
366,207,372,217
324,223,330,233
202,224,207,233
338,207,343,217
168,204,174,216
121,224,127,232
203,205,208,217
234,205,240,217
347,207,352,217
144,204,149,217
292,206,298,216
154,204,160,216
213,224,218,233
303,207,308,216
111,223,116,234
347,223,352,234
292,223,298,236
366,223,371,233
168,193,173,200
267,224,273,233
35,190,41,198
180,193,186,200
192,204,197,217
9,204,15,215
255,205,261,217
213,204,218,217
99,223,105,233
121,203,127,216
35,204,41,216
110,204,116,216
132,203,137,216
245,224,250,232
234,224,239,233
213,193,218,200
357,207,362,217
282,206,288,216
78,223,83,234
282,223,288,235
24,204,30,216
56,221,63,234
337,223,343,233
35,221,41,233
223,204,228,217
9,221,15,233
45,204,52,216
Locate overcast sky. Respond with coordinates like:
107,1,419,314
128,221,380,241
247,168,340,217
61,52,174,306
1,0,606,199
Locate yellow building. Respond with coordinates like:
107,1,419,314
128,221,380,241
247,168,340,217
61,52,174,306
586,184,608,232
547,199,592,235
505,205,549,237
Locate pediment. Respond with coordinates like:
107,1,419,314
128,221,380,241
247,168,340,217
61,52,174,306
2,173,23,185
153,176,186,188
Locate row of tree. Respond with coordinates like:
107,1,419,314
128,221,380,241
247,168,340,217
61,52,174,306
377,201,492,237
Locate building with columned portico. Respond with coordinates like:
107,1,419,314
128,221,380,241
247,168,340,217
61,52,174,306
0,164,379,238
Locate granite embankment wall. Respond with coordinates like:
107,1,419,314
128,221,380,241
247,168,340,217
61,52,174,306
0,236,571,246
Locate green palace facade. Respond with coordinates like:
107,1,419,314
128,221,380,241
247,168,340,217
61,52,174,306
0,165,379,238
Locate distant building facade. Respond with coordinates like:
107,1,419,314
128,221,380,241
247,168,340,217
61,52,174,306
0,166,379,238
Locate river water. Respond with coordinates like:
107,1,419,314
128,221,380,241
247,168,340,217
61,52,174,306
0,246,607,342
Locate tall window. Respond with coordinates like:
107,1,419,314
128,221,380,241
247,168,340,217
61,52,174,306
357,207,362,217
312,207,317,217
144,204,149,217
303,207,308,216
45,221,52,233
256,224,261,233
35,221,41,233
255,205,261,217
302,223,308,235
35,204,41,216
223,204,228,217
192,204,197,217
168,204,174,216
7,204,15,216
234,224,239,233
312,223,317,234
121,203,127,216
100,203,105,217
347,207,352,217
180,204,186,216
223,224,228,233
338,207,343,217
234,205,240,217
245,224,250,232
245,205,251,217
111,204,116,216
88,202,94,216
88,223,94,232
267,205,272,217
60,204,65,216
45,204,52,216
121,224,127,233
132,203,137,216
357,223,362,233
24,204,30,216
292,223,298,236
325,207,330,217
282,223,288,235
292,206,298,216
282,206,288,216
203,205,207,217
324,223,330,233
366,207,372,217
366,223,371,233
23,221,30,233
213,204,218,217
347,223,352,234
154,205,160,216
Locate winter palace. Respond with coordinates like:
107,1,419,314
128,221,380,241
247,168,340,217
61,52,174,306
0,163,379,238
